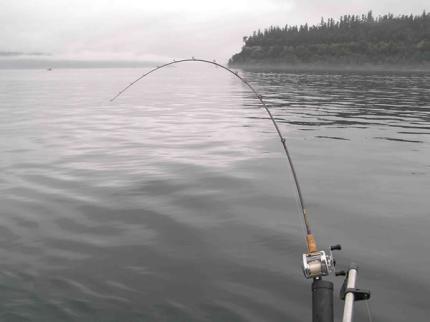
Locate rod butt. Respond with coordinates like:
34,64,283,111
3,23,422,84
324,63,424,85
312,279,334,322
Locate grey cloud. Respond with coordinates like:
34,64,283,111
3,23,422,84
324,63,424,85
0,0,427,63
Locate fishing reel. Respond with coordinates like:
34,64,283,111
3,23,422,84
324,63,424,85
302,244,341,279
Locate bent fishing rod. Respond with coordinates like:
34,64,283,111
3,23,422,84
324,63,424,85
110,58,370,322
110,58,317,250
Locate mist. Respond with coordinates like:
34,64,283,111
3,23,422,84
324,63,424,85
0,0,428,67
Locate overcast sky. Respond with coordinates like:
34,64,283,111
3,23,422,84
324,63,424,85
0,0,428,63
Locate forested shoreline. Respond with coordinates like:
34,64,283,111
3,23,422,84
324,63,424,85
229,11,430,69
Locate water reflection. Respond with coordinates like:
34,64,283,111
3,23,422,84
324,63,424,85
0,67,429,321
241,72,430,143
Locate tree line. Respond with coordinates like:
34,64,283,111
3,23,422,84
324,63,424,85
229,11,430,66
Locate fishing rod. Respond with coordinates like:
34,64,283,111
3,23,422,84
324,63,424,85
110,57,370,322
110,58,320,249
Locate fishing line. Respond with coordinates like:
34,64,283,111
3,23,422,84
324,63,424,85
110,58,314,245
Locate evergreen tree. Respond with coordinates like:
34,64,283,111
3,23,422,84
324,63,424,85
229,11,430,66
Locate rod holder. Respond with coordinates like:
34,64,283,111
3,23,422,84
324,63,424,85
340,263,371,322
312,279,334,322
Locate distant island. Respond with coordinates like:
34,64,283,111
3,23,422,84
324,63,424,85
0,51,51,57
229,11,430,71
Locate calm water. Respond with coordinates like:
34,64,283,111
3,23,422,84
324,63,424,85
0,65,429,321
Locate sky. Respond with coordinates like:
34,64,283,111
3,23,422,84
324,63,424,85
0,0,428,63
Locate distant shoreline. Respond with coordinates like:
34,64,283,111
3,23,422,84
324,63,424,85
229,63,430,73
0,58,161,69
229,12,430,74
2,59,429,73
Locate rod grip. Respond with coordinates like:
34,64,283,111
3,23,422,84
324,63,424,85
312,279,334,322
307,234,318,253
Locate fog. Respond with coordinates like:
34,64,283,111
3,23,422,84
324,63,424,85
0,0,428,65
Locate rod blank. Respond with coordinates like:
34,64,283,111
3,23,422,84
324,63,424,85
110,58,313,237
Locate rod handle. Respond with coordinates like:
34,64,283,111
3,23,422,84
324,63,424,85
306,234,318,253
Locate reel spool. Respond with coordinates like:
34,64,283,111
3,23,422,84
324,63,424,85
302,244,341,279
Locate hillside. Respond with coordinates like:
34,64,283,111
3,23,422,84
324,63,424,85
229,11,430,69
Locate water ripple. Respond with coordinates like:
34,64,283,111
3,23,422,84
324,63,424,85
0,67,428,321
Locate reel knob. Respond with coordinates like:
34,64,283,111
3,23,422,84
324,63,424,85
330,244,342,251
